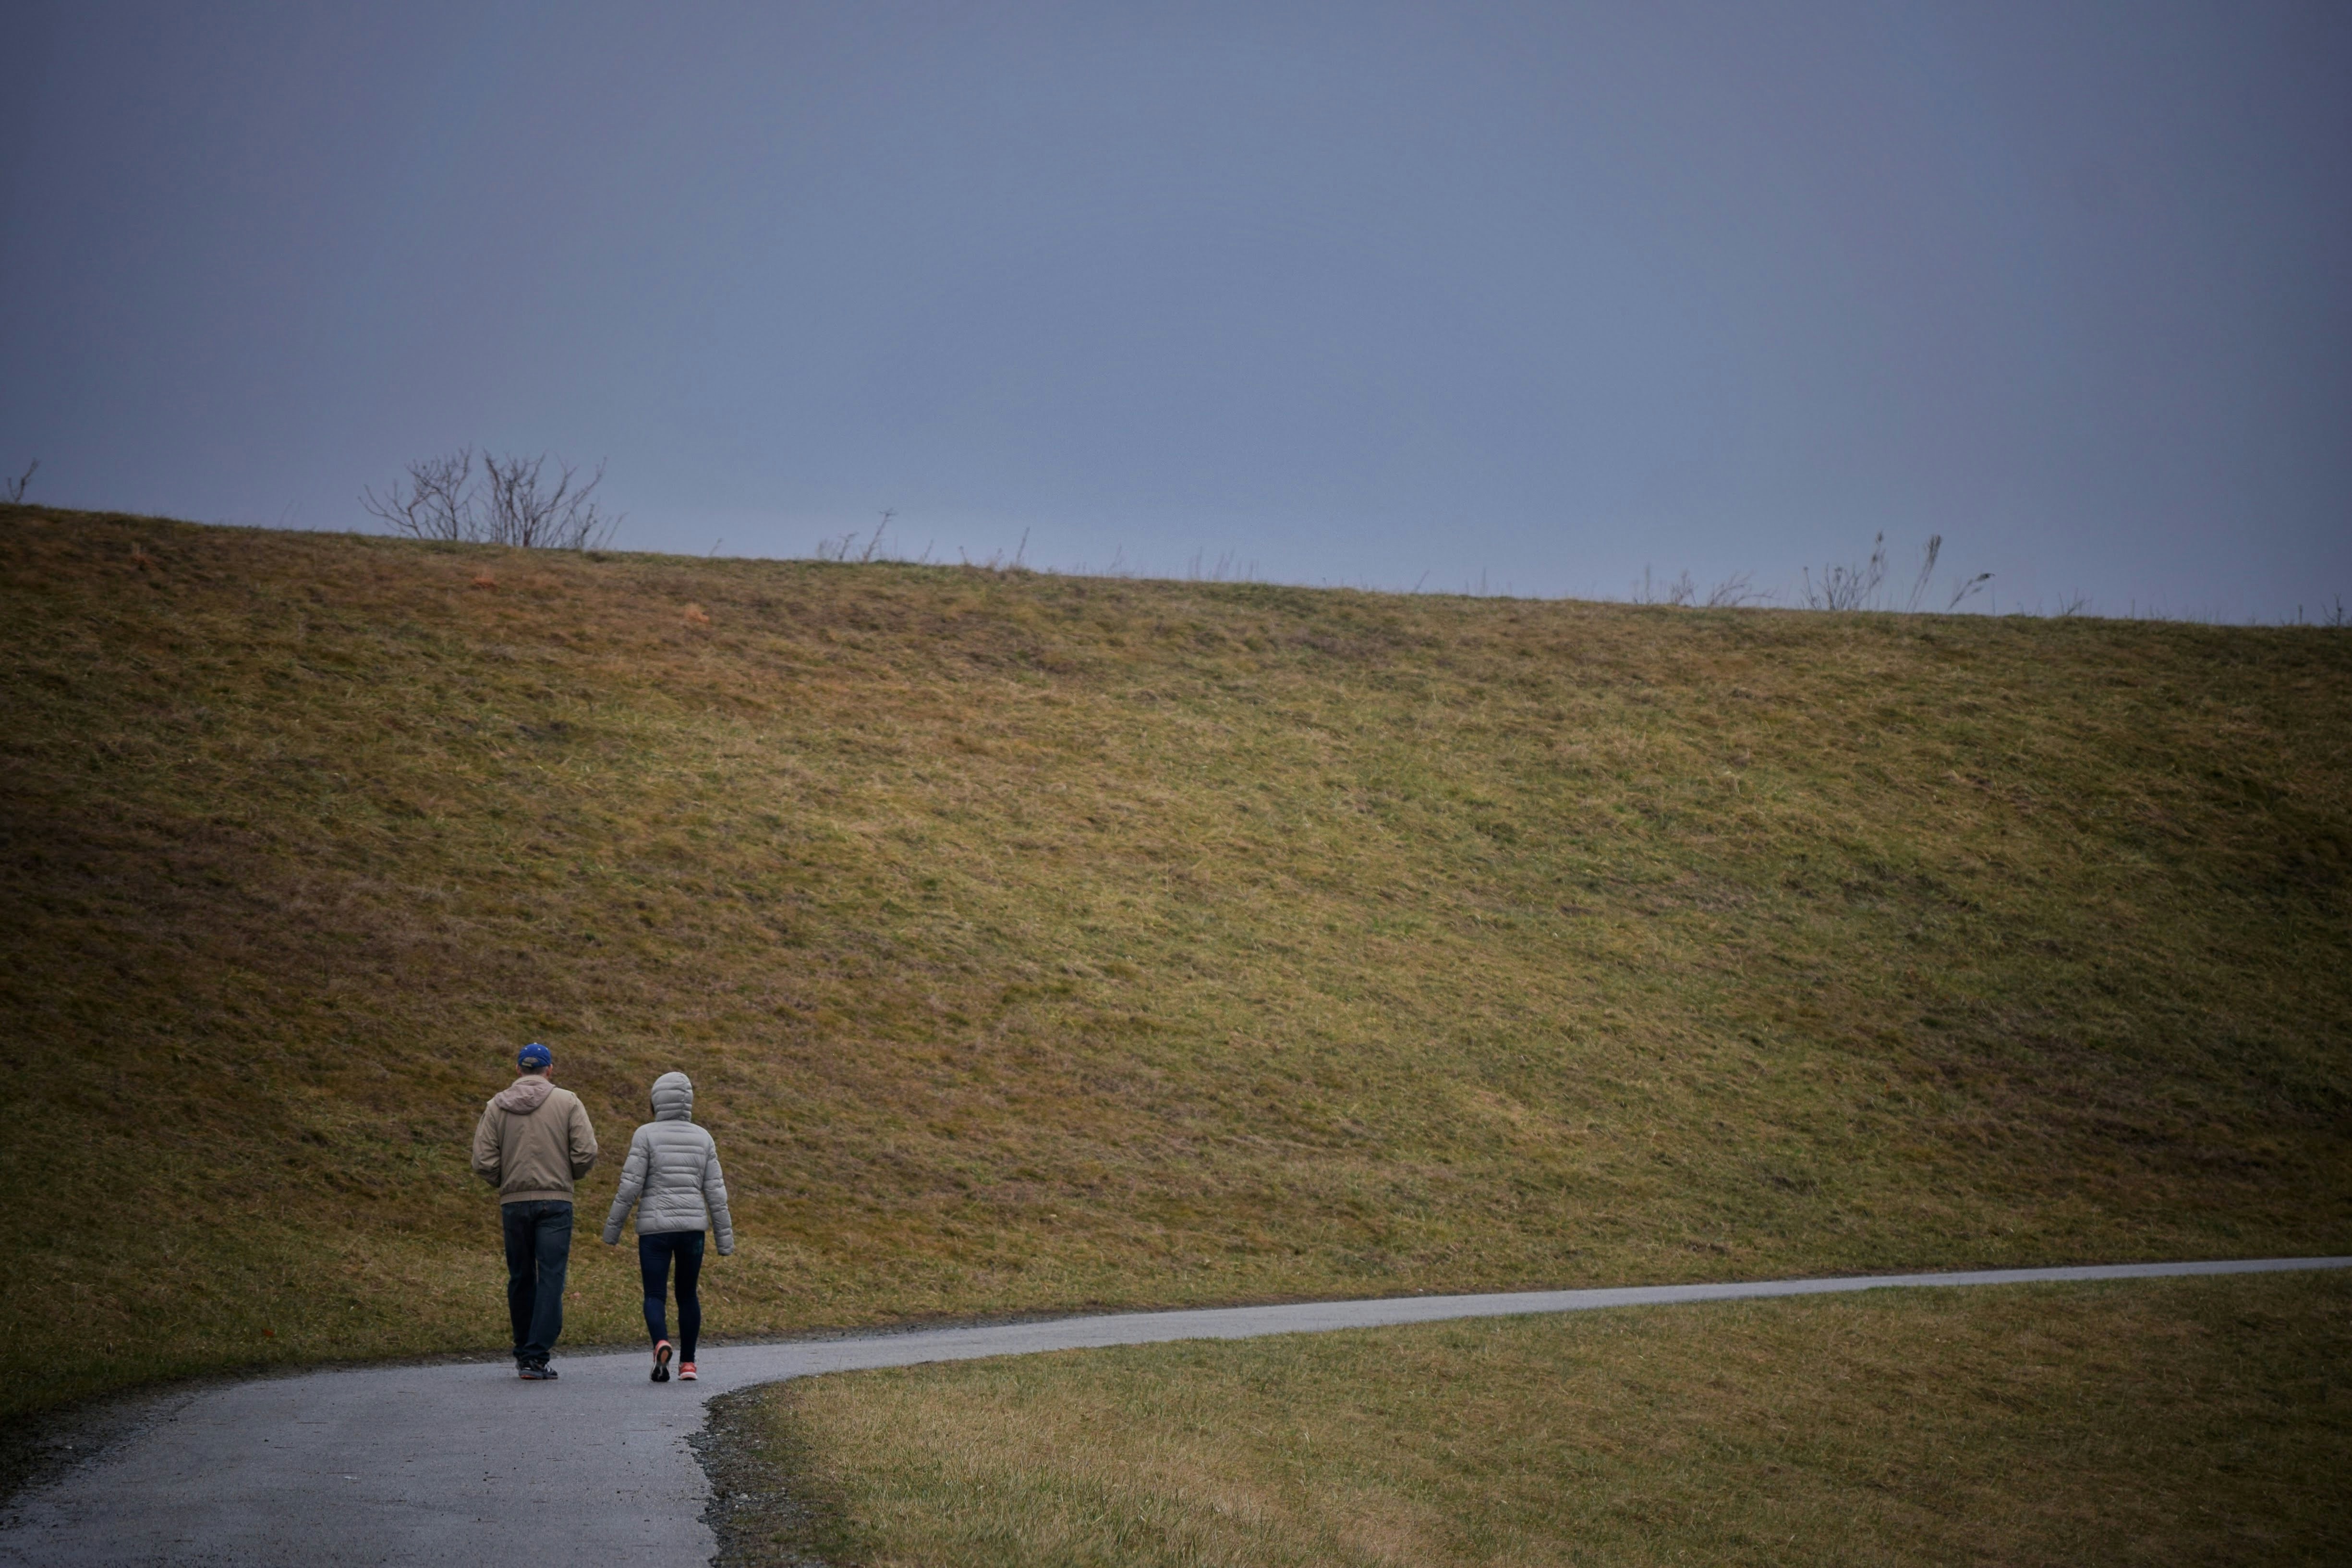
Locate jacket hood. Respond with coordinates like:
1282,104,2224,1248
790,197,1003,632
651,1071,694,1122
495,1075,556,1114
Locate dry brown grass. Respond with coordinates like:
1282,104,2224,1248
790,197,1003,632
726,1271,2352,1567
1,504,2347,1422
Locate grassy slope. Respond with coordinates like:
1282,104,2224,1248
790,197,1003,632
1,505,2347,1422
720,1271,2352,1567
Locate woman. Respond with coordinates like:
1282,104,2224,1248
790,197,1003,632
602,1070,734,1382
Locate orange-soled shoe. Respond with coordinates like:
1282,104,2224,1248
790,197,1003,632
652,1340,673,1383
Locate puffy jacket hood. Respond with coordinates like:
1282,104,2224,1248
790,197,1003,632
604,1083,733,1252
651,1071,693,1122
494,1075,556,1114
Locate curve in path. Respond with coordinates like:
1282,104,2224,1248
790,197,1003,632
5,1256,2345,1567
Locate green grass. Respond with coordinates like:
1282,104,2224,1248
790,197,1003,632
1,504,2347,1422
715,1271,2352,1567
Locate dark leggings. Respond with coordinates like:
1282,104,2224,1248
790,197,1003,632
638,1230,706,1361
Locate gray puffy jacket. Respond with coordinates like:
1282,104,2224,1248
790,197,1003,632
602,1072,735,1253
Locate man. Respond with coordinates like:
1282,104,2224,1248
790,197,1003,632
470,1042,598,1379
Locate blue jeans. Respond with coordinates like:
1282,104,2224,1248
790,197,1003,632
639,1230,705,1362
500,1201,573,1364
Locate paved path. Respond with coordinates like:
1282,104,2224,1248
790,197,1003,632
5,1256,2343,1566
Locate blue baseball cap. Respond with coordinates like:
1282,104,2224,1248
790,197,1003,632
517,1042,553,1070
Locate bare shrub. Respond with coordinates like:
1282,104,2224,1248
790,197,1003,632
1625,568,1765,609
1629,566,1694,606
1705,572,1763,608
1802,532,1889,611
3,459,35,503
363,449,618,550
478,453,616,549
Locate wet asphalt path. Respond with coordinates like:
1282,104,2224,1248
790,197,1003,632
4,1256,2343,1567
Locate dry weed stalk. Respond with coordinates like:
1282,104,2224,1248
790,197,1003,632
1906,535,1941,612
1630,566,1697,607
1802,532,1890,611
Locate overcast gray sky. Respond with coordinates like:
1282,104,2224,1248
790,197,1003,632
3,1,2346,619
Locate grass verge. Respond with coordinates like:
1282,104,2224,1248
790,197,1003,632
718,1270,2352,1567
2,505,2347,1421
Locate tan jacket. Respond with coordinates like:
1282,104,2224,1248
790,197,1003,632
471,1076,599,1203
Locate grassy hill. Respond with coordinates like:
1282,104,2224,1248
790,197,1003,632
2,504,2347,1421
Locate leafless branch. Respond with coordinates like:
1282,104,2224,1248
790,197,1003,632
1704,571,1763,608
362,448,476,541
2,459,36,503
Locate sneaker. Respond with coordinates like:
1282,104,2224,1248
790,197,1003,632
678,1362,698,1381
651,1340,673,1383
519,1363,558,1381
